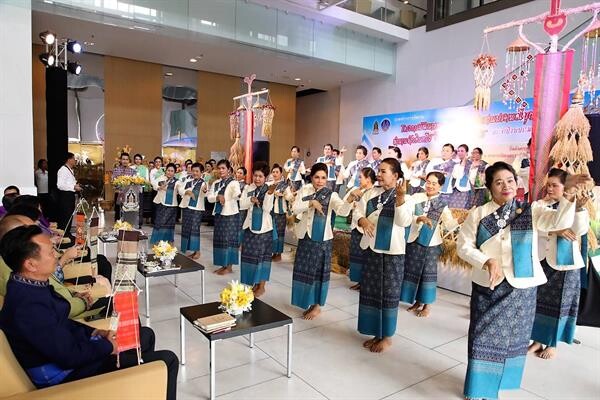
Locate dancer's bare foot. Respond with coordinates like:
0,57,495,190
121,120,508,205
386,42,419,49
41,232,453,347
191,251,201,260
370,337,392,353
363,337,379,348
303,304,321,320
349,283,361,291
215,266,233,275
416,305,430,317
271,254,282,262
528,341,544,354
407,302,421,312
538,346,557,360
253,282,266,297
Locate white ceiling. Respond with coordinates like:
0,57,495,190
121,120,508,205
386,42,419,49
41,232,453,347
32,10,390,91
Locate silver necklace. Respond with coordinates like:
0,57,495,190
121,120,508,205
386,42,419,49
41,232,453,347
493,202,512,230
377,189,395,210
423,199,431,214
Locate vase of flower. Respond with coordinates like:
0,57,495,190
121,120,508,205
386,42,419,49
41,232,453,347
161,258,172,269
152,241,177,269
219,280,254,317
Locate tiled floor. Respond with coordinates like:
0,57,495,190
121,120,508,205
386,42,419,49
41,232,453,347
105,218,600,400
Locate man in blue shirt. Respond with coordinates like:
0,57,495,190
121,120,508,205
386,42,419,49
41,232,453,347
0,225,178,399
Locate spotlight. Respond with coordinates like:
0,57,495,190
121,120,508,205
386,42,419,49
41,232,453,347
39,53,55,66
67,62,82,75
39,31,56,45
67,40,82,53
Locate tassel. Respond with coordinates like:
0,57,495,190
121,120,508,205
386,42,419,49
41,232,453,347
229,135,244,170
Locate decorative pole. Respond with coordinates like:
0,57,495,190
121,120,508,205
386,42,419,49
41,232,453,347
243,75,255,183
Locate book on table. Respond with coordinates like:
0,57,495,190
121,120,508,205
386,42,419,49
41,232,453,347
193,313,236,333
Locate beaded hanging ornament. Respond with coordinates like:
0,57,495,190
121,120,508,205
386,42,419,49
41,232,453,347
580,19,600,112
473,36,497,111
501,36,532,111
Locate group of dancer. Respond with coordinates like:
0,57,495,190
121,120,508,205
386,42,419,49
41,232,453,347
127,141,591,400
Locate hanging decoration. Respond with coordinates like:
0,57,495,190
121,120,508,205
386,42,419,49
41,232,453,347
228,101,245,170
261,104,276,138
473,51,496,111
501,37,532,111
580,18,600,112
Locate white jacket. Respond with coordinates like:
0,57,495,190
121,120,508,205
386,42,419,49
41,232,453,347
178,179,206,211
406,193,457,247
152,177,180,207
293,185,352,241
284,158,306,183
240,184,274,234
207,178,241,216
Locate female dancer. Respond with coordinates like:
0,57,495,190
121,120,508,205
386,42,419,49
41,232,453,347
450,144,472,209
270,164,293,261
207,160,241,275
469,147,488,208
240,162,275,297
178,162,206,259
400,171,457,317
427,143,457,200
343,167,376,291
150,163,179,244
291,163,352,320
284,146,306,191
529,168,590,359
457,161,589,400
407,147,430,195
236,166,248,244
354,158,413,353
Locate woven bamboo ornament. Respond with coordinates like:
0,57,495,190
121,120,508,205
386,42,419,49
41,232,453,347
473,54,497,111
228,104,246,170
261,104,275,138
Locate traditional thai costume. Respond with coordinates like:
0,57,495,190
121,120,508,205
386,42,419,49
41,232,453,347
343,159,371,189
407,159,430,195
178,178,206,253
370,159,382,173
353,187,413,338
457,197,576,400
343,188,373,285
150,177,179,244
240,184,274,285
317,155,339,192
291,185,352,309
284,158,305,191
270,180,293,255
207,177,241,267
400,192,457,305
238,180,247,243
468,161,488,208
427,158,457,201
531,201,589,347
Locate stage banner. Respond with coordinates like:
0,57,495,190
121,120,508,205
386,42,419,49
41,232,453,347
361,98,534,164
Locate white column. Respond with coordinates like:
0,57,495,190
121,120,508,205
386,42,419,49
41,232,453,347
0,0,35,195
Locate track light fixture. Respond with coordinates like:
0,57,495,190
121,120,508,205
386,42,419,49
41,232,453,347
39,31,56,45
38,30,84,74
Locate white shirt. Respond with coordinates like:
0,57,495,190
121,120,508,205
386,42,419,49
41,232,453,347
353,187,414,255
293,185,352,241
57,165,77,192
207,178,241,216
343,188,374,231
408,160,428,188
512,154,530,193
268,181,294,214
149,168,165,187
240,184,274,234
457,197,576,289
407,193,458,247
537,200,589,271
452,162,472,192
178,179,207,211
35,169,49,194
152,177,181,207
284,158,306,183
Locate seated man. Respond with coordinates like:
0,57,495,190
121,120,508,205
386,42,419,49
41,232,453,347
0,225,178,399
0,185,19,218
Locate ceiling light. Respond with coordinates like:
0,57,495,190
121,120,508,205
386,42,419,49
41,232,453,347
39,31,56,45
67,61,82,75
67,40,82,53
294,78,301,81
39,53,55,67
403,0,409,3
165,72,173,76
189,58,197,63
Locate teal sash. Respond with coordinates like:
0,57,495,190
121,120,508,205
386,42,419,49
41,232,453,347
434,160,455,193
249,185,268,231
550,202,575,266
164,179,176,205
367,189,396,251
414,197,447,247
476,200,534,278
214,177,233,215
186,179,203,208
459,160,472,188
302,187,333,242
274,181,288,214
291,159,302,180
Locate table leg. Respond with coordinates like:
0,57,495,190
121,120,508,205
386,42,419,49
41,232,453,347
248,332,254,348
201,270,205,304
145,277,150,318
174,274,178,288
286,324,292,378
209,340,216,400
180,314,186,365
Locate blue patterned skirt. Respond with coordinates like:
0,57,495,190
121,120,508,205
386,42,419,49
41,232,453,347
239,209,248,243
213,213,240,267
448,189,471,209
400,242,441,305
291,236,333,309
465,281,536,400
181,208,202,252
150,204,176,244
531,260,580,347
358,250,404,338
272,213,287,254
241,230,273,285
349,229,365,283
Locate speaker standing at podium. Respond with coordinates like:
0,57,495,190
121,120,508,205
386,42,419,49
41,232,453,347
56,152,81,238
